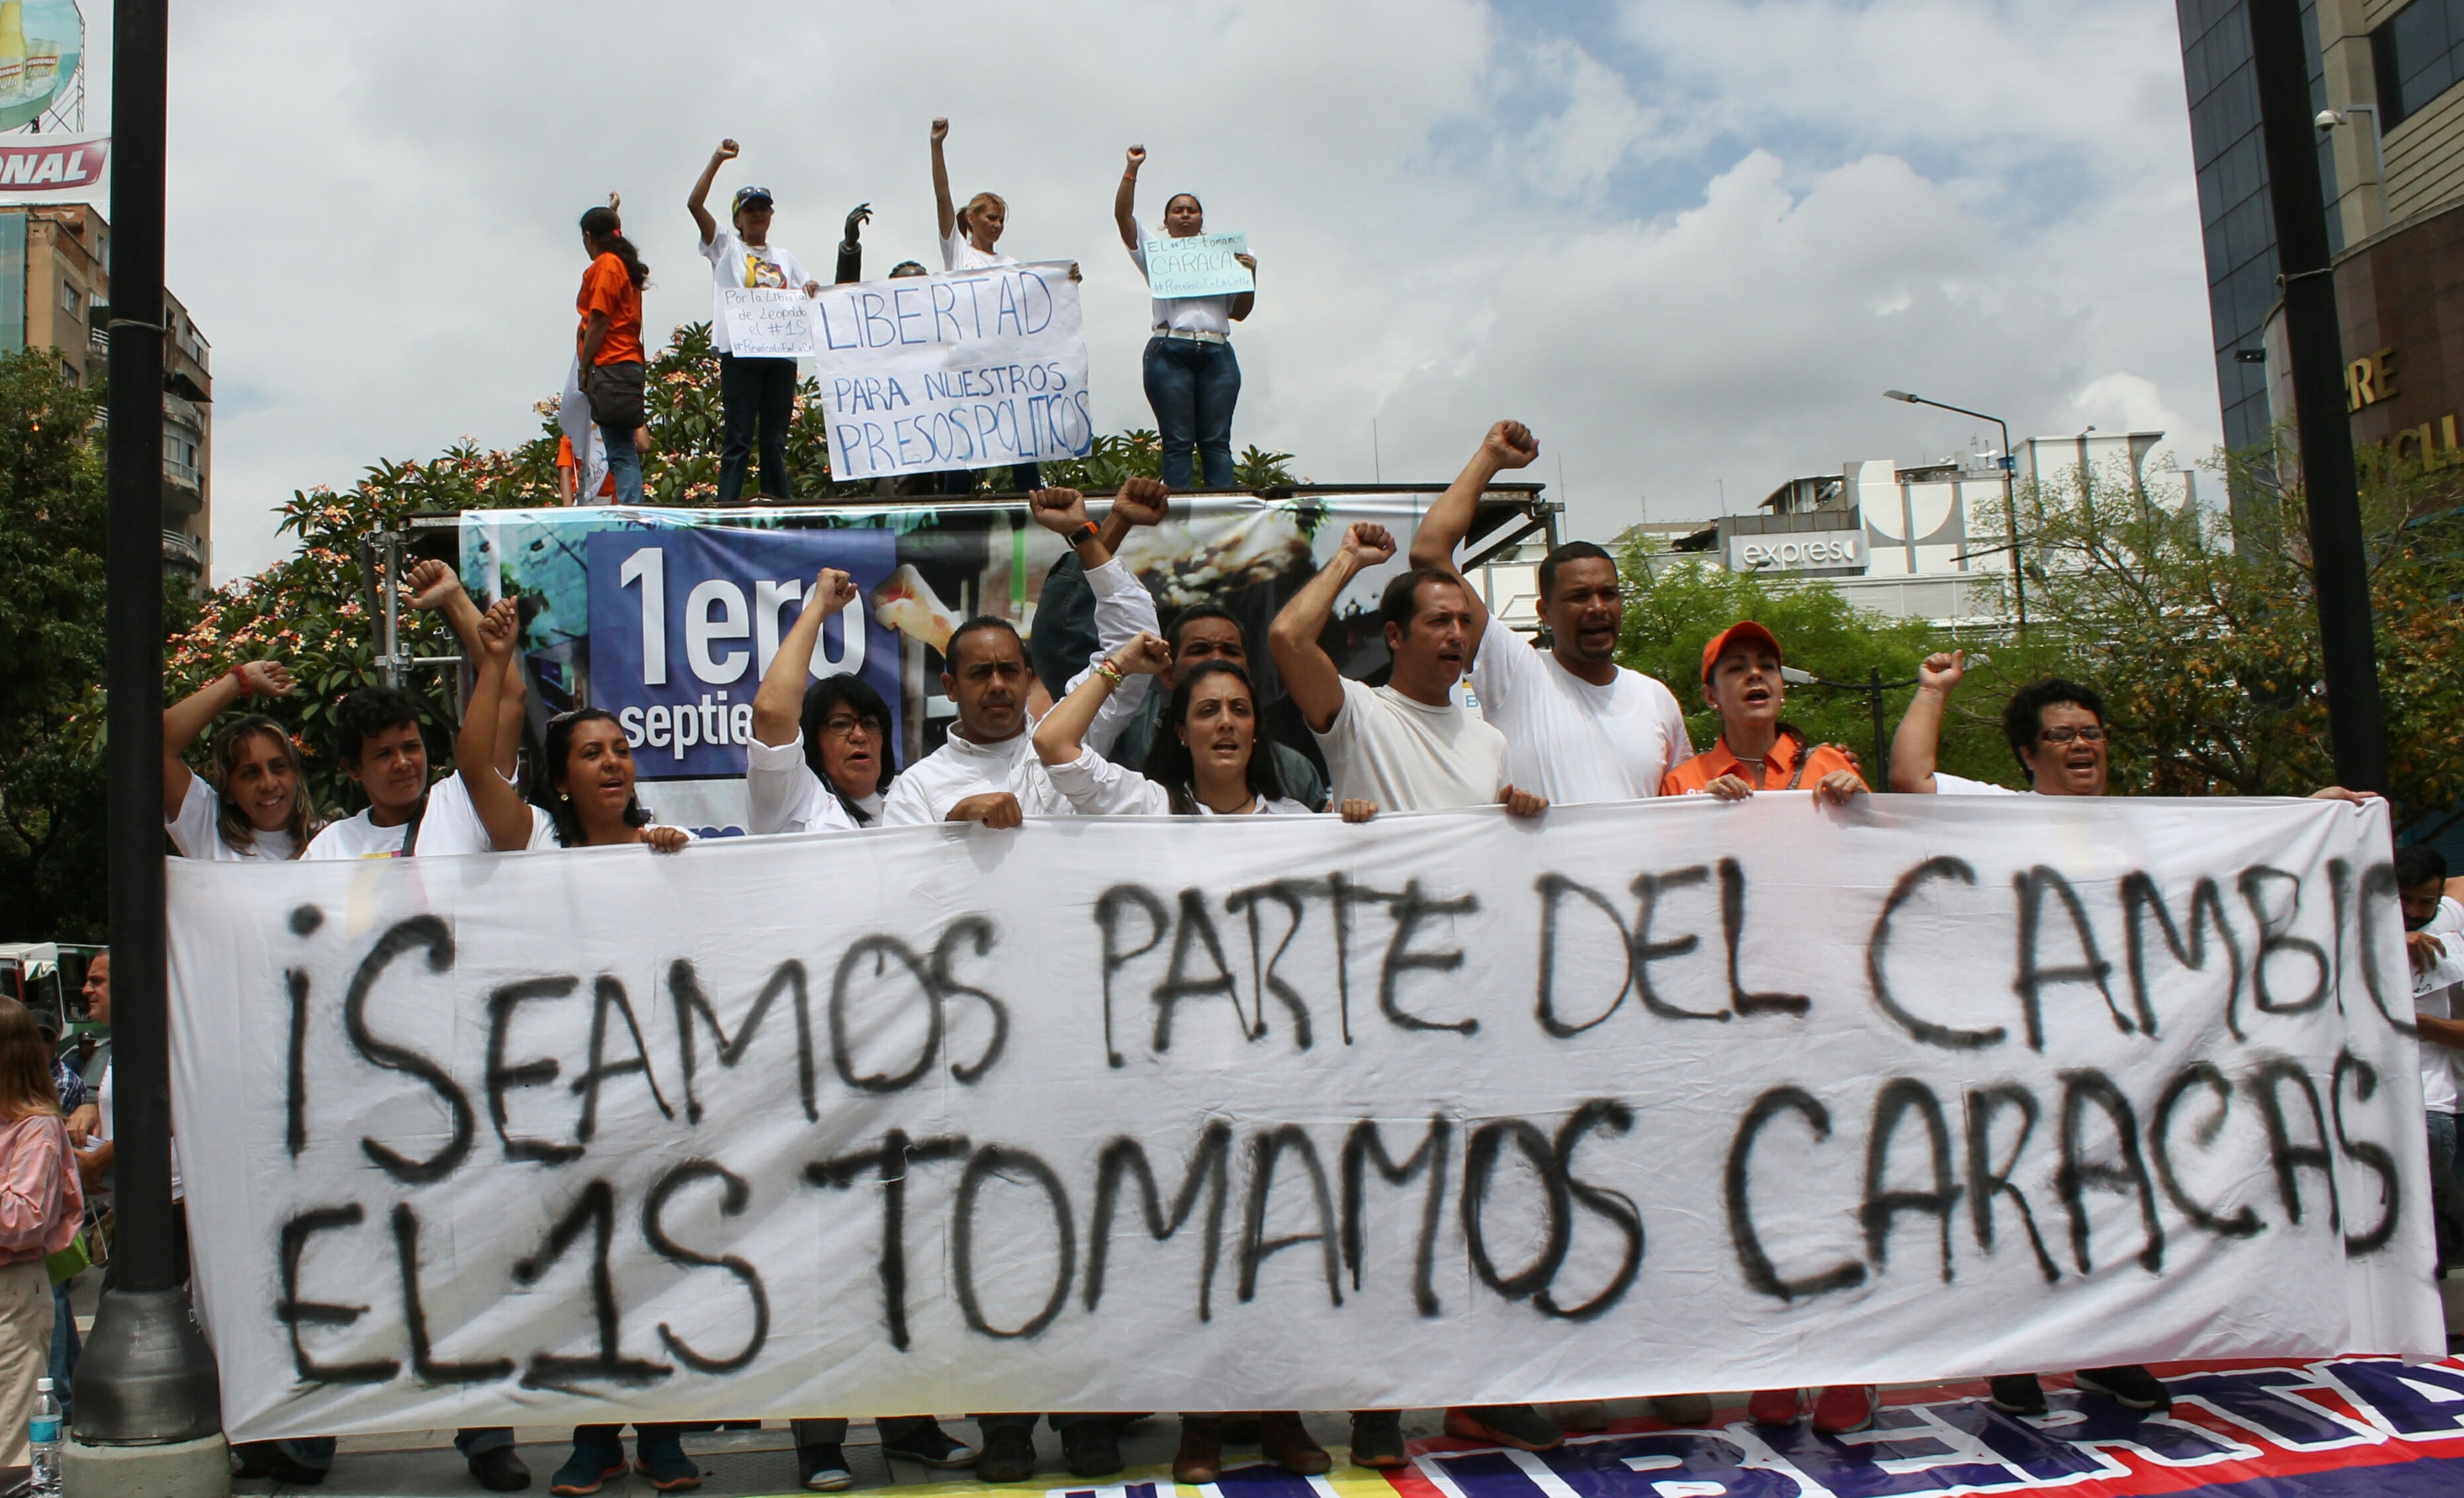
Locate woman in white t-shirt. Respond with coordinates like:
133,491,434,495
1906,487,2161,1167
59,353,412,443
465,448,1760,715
1032,630,1372,821
161,661,316,861
458,601,689,857
1113,144,1257,491
927,115,1074,495
1033,637,1365,1484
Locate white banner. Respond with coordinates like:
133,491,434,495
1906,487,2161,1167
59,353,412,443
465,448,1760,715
168,796,2435,1442
809,263,1092,480
1141,232,1252,299
720,286,819,359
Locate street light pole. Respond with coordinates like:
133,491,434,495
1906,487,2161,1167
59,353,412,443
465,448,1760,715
1885,390,2023,640
2245,0,2388,793
1781,667,1917,786
68,0,228,1484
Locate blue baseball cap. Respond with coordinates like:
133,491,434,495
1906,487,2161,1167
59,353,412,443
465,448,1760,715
733,186,775,211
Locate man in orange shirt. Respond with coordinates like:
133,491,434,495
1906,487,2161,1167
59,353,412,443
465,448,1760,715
1659,621,1865,807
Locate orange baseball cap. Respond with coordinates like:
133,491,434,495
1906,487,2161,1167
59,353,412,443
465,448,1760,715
1701,621,1783,682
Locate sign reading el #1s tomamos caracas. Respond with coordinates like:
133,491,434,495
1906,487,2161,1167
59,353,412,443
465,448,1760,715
167,794,2434,1441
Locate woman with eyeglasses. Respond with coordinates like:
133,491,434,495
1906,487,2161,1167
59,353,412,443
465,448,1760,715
747,568,901,833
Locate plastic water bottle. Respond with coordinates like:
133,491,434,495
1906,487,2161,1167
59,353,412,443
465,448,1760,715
28,1375,61,1495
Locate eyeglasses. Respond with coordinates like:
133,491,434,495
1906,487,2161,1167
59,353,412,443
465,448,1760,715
2039,725,2107,744
819,715,881,739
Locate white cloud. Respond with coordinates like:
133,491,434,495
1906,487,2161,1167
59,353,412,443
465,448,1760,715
139,1,2220,584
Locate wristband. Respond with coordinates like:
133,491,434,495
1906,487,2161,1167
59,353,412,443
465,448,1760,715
1071,521,1101,550
224,667,251,696
1095,661,1125,688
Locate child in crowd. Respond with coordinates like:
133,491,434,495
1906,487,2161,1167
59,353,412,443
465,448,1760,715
0,1002,82,1470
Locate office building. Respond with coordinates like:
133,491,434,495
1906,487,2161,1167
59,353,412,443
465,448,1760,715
0,202,213,582
2177,0,2464,487
1640,433,2184,627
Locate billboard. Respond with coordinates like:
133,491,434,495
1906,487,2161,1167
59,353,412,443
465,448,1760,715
0,0,81,133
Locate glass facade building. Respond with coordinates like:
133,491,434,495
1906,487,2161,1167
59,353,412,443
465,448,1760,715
2174,0,2337,459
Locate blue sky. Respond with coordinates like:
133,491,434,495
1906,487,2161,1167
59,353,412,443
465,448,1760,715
94,0,2222,580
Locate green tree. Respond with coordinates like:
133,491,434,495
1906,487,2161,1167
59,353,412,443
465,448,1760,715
0,349,109,938
2000,441,2464,833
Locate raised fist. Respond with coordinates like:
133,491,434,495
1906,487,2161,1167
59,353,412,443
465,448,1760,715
809,568,858,614
1483,420,1540,471
1340,522,1396,568
1029,487,1092,535
1112,631,1173,677
1111,476,1171,527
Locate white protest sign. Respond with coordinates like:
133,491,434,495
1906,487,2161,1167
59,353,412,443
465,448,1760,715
719,286,818,359
168,796,2433,1442
809,263,1092,481
1141,232,1253,299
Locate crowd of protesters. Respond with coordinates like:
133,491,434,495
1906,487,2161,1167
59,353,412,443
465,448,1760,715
559,120,1256,508
105,411,2443,1495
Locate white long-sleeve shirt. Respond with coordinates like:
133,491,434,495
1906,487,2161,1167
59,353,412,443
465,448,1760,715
1042,746,1312,818
880,558,1158,826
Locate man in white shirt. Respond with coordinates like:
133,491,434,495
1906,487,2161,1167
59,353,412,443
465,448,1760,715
302,686,553,859
1408,420,1693,805
879,483,1165,828
2401,846,2464,1272
1269,521,1543,818
688,138,821,504
1264,519,1555,1464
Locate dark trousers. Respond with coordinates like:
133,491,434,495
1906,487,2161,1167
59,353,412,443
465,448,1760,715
792,1415,936,1446
719,353,798,502
571,1422,683,1452
974,1413,1113,1434
1143,335,1241,489
938,463,1043,496
48,1281,75,1415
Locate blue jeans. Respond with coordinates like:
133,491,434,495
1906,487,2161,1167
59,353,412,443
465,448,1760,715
48,1281,74,1415
1143,335,1241,489
718,352,797,502
600,421,644,506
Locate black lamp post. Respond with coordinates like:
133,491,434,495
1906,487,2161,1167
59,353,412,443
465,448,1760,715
73,0,225,1457
1884,389,2025,639
2244,0,2390,793
1781,665,1917,788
